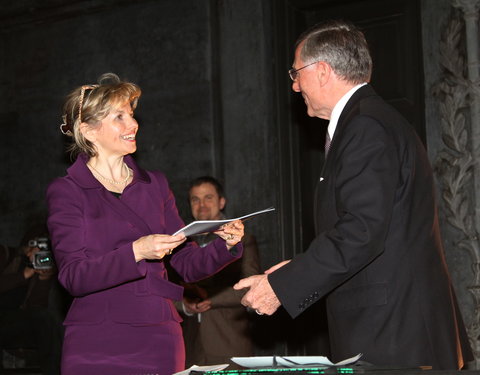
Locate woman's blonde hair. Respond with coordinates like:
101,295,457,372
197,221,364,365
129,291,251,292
60,73,141,157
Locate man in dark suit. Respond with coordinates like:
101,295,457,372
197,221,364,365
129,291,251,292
234,20,472,370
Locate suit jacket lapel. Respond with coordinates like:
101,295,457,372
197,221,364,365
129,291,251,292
335,84,377,139
68,153,153,236
319,85,377,175
315,85,377,230
98,189,153,235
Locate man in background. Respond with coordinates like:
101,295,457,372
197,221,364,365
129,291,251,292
178,176,260,368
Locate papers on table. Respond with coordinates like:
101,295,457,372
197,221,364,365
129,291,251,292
172,354,362,374
173,364,229,375
172,207,275,237
230,353,362,368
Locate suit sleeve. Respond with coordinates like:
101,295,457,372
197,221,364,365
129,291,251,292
269,115,400,318
209,234,261,308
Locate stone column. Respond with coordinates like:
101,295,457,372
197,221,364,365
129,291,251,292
435,0,480,368
452,0,480,235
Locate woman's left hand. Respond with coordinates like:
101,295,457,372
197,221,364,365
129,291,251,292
215,219,244,249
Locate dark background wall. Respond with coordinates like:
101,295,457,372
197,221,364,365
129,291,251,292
0,0,474,359
0,0,280,264
0,0,288,354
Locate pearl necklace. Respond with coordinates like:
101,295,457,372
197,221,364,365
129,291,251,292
88,162,131,185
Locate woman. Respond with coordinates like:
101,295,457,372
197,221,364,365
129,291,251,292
47,73,244,375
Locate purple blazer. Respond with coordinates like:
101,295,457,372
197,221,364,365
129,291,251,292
46,153,243,326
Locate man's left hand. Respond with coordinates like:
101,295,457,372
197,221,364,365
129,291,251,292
184,298,212,313
233,274,281,315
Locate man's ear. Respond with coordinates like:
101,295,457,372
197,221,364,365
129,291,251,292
316,61,332,86
219,197,226,211
80,122,96,143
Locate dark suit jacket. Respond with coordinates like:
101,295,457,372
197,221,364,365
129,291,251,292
269,85,472,369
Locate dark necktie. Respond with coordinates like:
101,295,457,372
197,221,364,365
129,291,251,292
325,132,331,155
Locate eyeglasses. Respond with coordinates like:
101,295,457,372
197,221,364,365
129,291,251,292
288,61,319,81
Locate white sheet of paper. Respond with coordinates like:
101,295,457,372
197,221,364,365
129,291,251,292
172,207,275,237
172,363,229,375
230,353,362,368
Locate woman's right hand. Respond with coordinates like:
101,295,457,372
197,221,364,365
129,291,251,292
132,233,186,262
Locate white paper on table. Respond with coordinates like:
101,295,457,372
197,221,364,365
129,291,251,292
172,363,230,375
230,353,362,368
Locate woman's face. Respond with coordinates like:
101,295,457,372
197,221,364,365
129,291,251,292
89,101,138,158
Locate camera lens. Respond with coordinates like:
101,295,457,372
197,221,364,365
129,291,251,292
33,251,54,269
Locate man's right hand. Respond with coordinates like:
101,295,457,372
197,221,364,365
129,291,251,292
183,298,212,313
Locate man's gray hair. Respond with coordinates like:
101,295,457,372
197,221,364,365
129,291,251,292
296,20,372,84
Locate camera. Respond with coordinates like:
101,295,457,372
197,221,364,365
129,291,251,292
27,237,54,270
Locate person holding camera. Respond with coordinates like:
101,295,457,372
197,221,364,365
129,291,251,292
0,230,62,374
47,73,244,375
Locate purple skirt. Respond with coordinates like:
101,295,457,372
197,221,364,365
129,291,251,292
61,320,185,375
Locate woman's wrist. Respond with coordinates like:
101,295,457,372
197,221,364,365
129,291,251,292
132,240,144,262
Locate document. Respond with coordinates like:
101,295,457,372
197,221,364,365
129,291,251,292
230,353,362,368
173,363,229,375
173,207,275,237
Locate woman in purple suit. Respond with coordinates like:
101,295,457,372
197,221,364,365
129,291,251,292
47,73,244,375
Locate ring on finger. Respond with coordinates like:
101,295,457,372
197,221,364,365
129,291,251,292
255,309,263,315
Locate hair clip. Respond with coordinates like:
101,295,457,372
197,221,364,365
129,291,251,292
78,85,98,123
60,114,73,136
